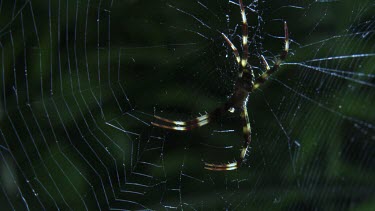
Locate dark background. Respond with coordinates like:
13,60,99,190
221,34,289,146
0,0,374,210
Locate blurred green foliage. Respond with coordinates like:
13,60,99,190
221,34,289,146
0,0,374,210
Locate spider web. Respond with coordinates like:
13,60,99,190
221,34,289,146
0,0,374,210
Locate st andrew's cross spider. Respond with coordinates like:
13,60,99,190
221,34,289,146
152,0,289,171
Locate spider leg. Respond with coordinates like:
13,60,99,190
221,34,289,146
151,114,210,131
239,0,249,69
151,106,228,131
238,104,251,166
260,55,270,71
204,162,238,171
153,114,209,126
204,105,251,171
221,33,241,65
238,0,255,84
252,21,289,91
222,0,253,79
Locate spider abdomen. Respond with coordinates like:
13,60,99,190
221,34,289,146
228,87,249,109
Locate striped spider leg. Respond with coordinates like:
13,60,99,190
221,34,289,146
152,0,289,171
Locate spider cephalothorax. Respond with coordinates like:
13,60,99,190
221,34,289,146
152,0,289,171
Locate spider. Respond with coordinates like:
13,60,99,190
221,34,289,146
152,0,289,171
